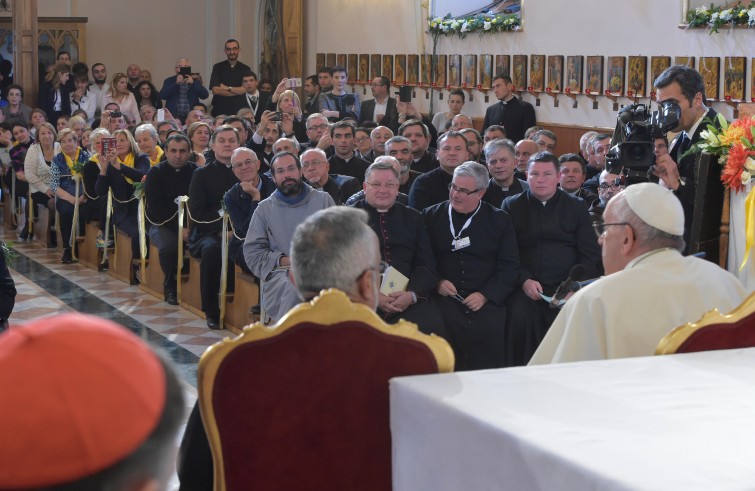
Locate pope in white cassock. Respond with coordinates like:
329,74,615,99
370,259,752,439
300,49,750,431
529,183,746,364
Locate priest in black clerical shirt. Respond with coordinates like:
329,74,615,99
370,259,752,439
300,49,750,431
482,138,529,208
326,121,370,184
351,158,445,337
482,75,536,144
409,131,467,212
423,162,520,371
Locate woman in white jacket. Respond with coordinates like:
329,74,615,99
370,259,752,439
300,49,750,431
24,122,60,246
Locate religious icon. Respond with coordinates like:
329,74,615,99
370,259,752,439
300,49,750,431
607,56,625,94
407,55,419,85
700,57,720,100
359,54,370,83
347,54,358,82
627,56,647,96
650,56,671,88
480,55,493,88
463,55,477,87
585,56,603,94
370,54,381,79
674,56,695,69
566,55,583,92
326,53,336,68
316,53,326,72
421,54,432,85
434,54,447,86
336,54,347,69
512,55,527,90
724,57,745,101
495,55,511,78
547,55,563,91
529,55,545,91
395,55,406,85
448,55,462,87
382,55,394,80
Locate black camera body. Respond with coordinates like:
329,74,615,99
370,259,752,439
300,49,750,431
605,101,681,180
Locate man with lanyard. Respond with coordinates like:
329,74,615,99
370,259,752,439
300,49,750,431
423,161,520,370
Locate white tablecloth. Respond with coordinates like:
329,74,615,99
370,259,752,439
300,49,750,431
391,348,755,491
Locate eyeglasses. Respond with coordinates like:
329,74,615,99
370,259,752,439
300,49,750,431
358,260,390,281
598,182,624,191
301,160,326,169
448,183,481,196
592,221,630,237
369,84,385,88
355,136,369,143
307,124,329,131
365,182,399,190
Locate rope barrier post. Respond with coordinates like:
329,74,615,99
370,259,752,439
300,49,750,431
102,189,113,265
176,196,189,303
138,194,147,280
71,176,81,259
219,212,230,330
11,172,17,228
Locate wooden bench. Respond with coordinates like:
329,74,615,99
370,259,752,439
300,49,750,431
179,255,204,318
3,192,16,231
140,243,165,300
31,204,53,247
108,227,136,285
224,266,261,334
78,222,105,271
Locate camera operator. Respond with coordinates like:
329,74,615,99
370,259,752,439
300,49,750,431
651,65,721,251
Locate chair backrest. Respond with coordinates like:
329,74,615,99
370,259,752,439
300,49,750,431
656,291,755,355
198,289,454,491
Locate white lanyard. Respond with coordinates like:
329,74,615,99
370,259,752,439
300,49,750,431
448,201,481,240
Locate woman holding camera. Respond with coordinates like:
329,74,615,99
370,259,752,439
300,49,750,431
50,128,90,263
95,129,150,269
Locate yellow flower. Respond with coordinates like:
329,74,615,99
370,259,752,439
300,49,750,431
719,126,747,147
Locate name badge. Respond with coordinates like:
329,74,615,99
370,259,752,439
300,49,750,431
452,237,471,251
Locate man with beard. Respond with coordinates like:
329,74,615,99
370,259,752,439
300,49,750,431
385,136,421,194
351,159,445,336
244,152,334,323
224,147,276,272
89,62,109,116
483,138,529,207
423,162,520,370
302,75,321,117
145,134,196,305
301,148,359,205
187,125,241,329
589,169,625,222
408,131,468,211
359,76,399,131
398,119,438,174
209,39,252,116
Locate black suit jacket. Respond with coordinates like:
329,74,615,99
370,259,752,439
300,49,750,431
245,90,272,124
359,97,400,132
670,107,722,252
482,97,536,143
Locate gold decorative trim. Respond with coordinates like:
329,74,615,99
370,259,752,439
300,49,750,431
197,288,454,490
655,291,755,355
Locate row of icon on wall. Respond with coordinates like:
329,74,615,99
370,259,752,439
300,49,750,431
316,53,754,102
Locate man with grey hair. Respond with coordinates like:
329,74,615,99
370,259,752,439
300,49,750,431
530,183,745,364
384,136,421,194
351,160,445,336
159,57,209,124
483,138,529,207
450,114,473,131
290,206,382,308
423,161,520,370
272,137,300,155
362,125,394,162
244,151,335,323
300,147,360,204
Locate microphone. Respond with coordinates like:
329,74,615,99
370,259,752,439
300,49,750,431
550,264,585,308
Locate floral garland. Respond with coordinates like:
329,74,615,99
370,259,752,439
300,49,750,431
686,2,755,34
427,12,521,38
696,113,755,192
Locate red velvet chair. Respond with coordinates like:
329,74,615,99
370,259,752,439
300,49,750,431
656,291,755,355
197,289,454,491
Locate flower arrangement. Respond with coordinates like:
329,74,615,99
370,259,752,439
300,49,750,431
685,2,755,34
427,12,521,39
695,113,755,192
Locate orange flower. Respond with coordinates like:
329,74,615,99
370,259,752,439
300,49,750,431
723,143,755,192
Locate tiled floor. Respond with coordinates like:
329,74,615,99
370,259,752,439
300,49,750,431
3,225,236,491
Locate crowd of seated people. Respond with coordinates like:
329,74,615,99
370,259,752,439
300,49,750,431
0,51,742,370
